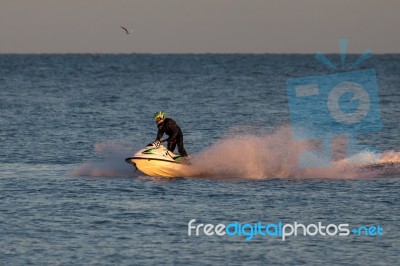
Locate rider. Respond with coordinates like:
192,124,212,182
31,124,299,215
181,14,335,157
153,111,188,157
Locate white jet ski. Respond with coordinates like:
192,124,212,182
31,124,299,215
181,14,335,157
125,142,192,177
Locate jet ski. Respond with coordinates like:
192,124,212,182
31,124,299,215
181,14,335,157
125,142,192,177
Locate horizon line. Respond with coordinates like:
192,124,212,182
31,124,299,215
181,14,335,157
1,52,399,55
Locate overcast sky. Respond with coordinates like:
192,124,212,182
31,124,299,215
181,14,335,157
0,0,399,53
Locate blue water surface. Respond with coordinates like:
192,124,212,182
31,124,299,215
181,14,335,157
0,54,399,265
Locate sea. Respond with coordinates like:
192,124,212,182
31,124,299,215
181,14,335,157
0,54,399,265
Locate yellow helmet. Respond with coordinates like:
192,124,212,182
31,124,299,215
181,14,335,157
153,111,166,124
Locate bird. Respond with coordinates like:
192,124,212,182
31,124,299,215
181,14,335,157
120,26,134,34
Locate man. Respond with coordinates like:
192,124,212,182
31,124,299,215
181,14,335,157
153,111,188,157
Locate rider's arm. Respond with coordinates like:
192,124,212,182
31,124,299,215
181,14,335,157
156,127,164,141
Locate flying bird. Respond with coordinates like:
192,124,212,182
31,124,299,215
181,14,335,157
120,26,134,34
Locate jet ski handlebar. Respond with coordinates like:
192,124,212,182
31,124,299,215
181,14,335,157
148,139,167,147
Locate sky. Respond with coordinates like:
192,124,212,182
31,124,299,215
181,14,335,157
0,0,399,54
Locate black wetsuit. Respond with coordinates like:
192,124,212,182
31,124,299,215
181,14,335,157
156,118,188,157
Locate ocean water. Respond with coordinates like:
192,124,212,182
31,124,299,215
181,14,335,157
0,54,399,265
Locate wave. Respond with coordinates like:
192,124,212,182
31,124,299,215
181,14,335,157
71,127,400,180
189,126,400,179
70,140,134,177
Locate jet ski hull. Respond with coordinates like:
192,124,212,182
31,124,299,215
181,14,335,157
125,144,193,177
125,157,192,177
